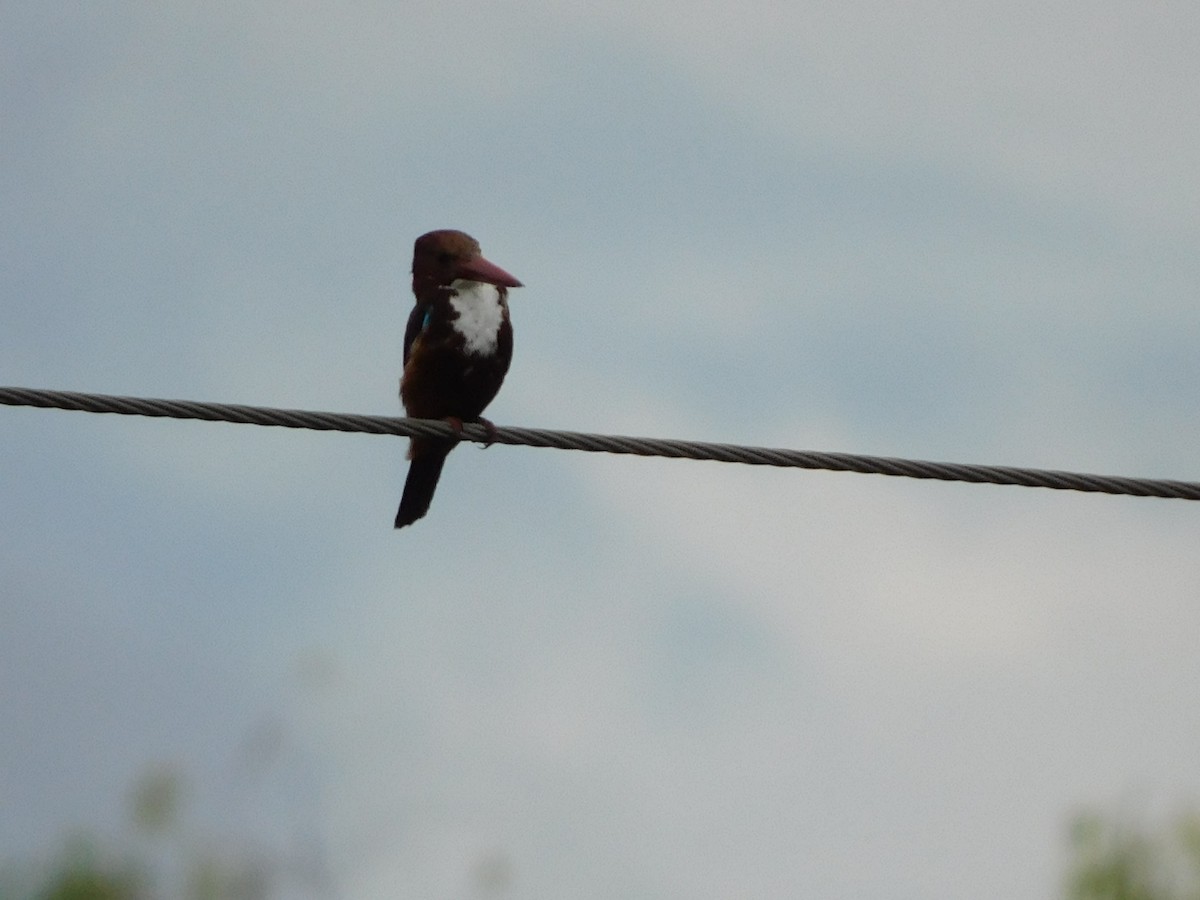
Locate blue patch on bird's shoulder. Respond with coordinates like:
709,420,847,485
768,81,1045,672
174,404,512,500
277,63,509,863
422,309,432,330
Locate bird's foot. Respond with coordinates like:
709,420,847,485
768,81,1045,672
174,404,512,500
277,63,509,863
475,416,499,447
442,416,496,446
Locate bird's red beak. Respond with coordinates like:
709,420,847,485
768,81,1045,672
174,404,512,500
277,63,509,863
458,254,523,288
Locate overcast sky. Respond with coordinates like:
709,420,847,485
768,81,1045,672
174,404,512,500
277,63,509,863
3,2,1199,898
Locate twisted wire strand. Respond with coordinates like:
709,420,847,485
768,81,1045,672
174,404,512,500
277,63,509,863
2,386,1198,501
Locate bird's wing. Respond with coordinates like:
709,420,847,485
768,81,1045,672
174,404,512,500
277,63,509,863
403,302,430,365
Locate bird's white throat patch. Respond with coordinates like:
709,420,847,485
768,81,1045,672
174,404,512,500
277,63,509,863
448,280,505,356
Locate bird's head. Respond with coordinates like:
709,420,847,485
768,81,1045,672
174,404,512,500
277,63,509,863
411,229,522,296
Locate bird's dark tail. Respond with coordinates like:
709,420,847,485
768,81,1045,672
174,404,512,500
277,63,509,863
395,438,454,528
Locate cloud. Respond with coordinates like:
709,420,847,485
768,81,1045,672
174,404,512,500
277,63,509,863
568,1,1200,224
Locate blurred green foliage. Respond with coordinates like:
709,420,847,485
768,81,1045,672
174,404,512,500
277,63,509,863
29,839,144,900
1066,809,1200,900
127,768,182,838
8,783,1200,898
0,768,269,900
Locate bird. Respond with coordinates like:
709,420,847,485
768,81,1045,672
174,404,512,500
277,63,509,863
395,229,522,528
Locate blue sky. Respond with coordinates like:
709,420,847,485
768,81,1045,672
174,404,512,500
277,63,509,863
3,2,1200,898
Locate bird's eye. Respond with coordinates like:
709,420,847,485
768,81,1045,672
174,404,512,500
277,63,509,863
437,252,454,265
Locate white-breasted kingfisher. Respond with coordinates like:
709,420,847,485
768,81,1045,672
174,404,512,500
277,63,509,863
395,229,522,528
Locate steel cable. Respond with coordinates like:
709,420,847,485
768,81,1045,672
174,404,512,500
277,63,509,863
3,386,1198,501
